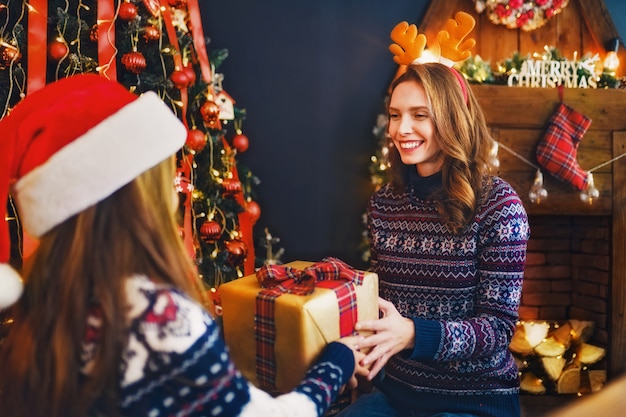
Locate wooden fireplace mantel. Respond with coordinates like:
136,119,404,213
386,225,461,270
472,84,626,378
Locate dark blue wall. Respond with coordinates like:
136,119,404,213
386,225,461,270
200,0,625,269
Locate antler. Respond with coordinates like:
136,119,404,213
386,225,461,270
389,21,427,65
437,11,476,66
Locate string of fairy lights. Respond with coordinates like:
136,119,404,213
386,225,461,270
493,141,626,205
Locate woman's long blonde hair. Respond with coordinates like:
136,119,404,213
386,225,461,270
388,63,494,234
0,156,202,417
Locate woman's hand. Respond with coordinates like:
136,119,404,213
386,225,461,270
354,297,415,380
335,335,369,391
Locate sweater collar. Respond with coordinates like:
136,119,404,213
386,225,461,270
407,168,443,200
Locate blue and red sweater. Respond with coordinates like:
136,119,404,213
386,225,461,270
82,275,355,417
367,173,529,417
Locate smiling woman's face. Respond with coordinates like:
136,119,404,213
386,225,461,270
388,79,443,177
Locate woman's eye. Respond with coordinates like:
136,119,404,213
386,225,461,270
414,113,428,120
388,113,399,120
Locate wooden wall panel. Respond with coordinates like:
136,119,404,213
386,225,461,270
612,132,626,376
477,14,519,66
472,85,626,131
556,0,584,60
473,85,622,215
519,15,559,57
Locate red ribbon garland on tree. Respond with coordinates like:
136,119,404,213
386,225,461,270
186,0,212,84
97,0,117,79
158,0,199,262
26,0,47,94
159,0,188,127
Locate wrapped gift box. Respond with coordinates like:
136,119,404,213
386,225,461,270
220,259,378,393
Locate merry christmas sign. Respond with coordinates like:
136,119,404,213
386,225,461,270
507,58,598,88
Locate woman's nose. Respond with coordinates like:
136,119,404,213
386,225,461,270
399,115,413,134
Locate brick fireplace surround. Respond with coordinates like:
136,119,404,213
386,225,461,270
521,215,610,346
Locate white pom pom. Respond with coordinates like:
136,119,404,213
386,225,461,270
475,1,486,14
0,264,23,309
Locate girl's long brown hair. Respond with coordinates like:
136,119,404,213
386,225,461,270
0,157,202,417
388,63,494,234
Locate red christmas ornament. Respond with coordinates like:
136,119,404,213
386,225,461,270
90,24,99,42
200,100,221,128
200,220,222,243
245,200,261,224
182,64,196,85
48,41,68,61
225,238,248,266
170,70,190,89
1,45,21,65
185,129,206,152
232,133,249,153
168,0,187,8
121,51,147,74
143,25,160,42
221,178,242,197
118,2,138,21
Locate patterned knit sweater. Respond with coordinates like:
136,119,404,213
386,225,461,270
367,174,529,417
81,275,355,417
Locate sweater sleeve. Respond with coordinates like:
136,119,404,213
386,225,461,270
427,180,530,362
119,277,353,417
239,342,354,417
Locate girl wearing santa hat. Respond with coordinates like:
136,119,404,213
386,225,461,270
0,74,366,417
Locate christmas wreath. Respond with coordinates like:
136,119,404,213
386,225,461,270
474,0,570,32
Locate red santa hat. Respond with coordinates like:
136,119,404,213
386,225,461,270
0,74,187,309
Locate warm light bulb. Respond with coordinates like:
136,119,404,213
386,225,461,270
604,52,620,72
528,169,548,204
488,141,500,172
603,38,621,74
580,172,600,204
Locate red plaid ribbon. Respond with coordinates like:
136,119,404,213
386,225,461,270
254,257,364,391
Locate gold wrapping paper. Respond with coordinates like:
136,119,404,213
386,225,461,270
220,260,379,393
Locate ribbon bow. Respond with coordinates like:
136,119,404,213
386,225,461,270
256,257,364,296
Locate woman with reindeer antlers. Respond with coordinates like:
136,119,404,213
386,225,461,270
339,12,529,417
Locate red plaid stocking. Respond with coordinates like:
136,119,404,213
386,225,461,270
536,103,591,191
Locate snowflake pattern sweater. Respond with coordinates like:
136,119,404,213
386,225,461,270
367,174,529,417
81,276,355,417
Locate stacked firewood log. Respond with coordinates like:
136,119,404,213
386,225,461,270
509,320,606,395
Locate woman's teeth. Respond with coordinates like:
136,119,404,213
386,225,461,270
400,141,422,149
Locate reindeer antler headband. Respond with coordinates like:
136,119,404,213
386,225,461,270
389,11,476,102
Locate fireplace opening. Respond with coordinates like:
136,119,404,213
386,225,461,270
512,215,610,396
521,215,609,344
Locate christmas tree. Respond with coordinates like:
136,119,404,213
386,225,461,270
0,0,259,296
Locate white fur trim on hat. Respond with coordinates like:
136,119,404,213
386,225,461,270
0,264,23,309
12,91,186,238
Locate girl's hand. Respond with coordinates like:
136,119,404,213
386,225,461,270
336,335,369,391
